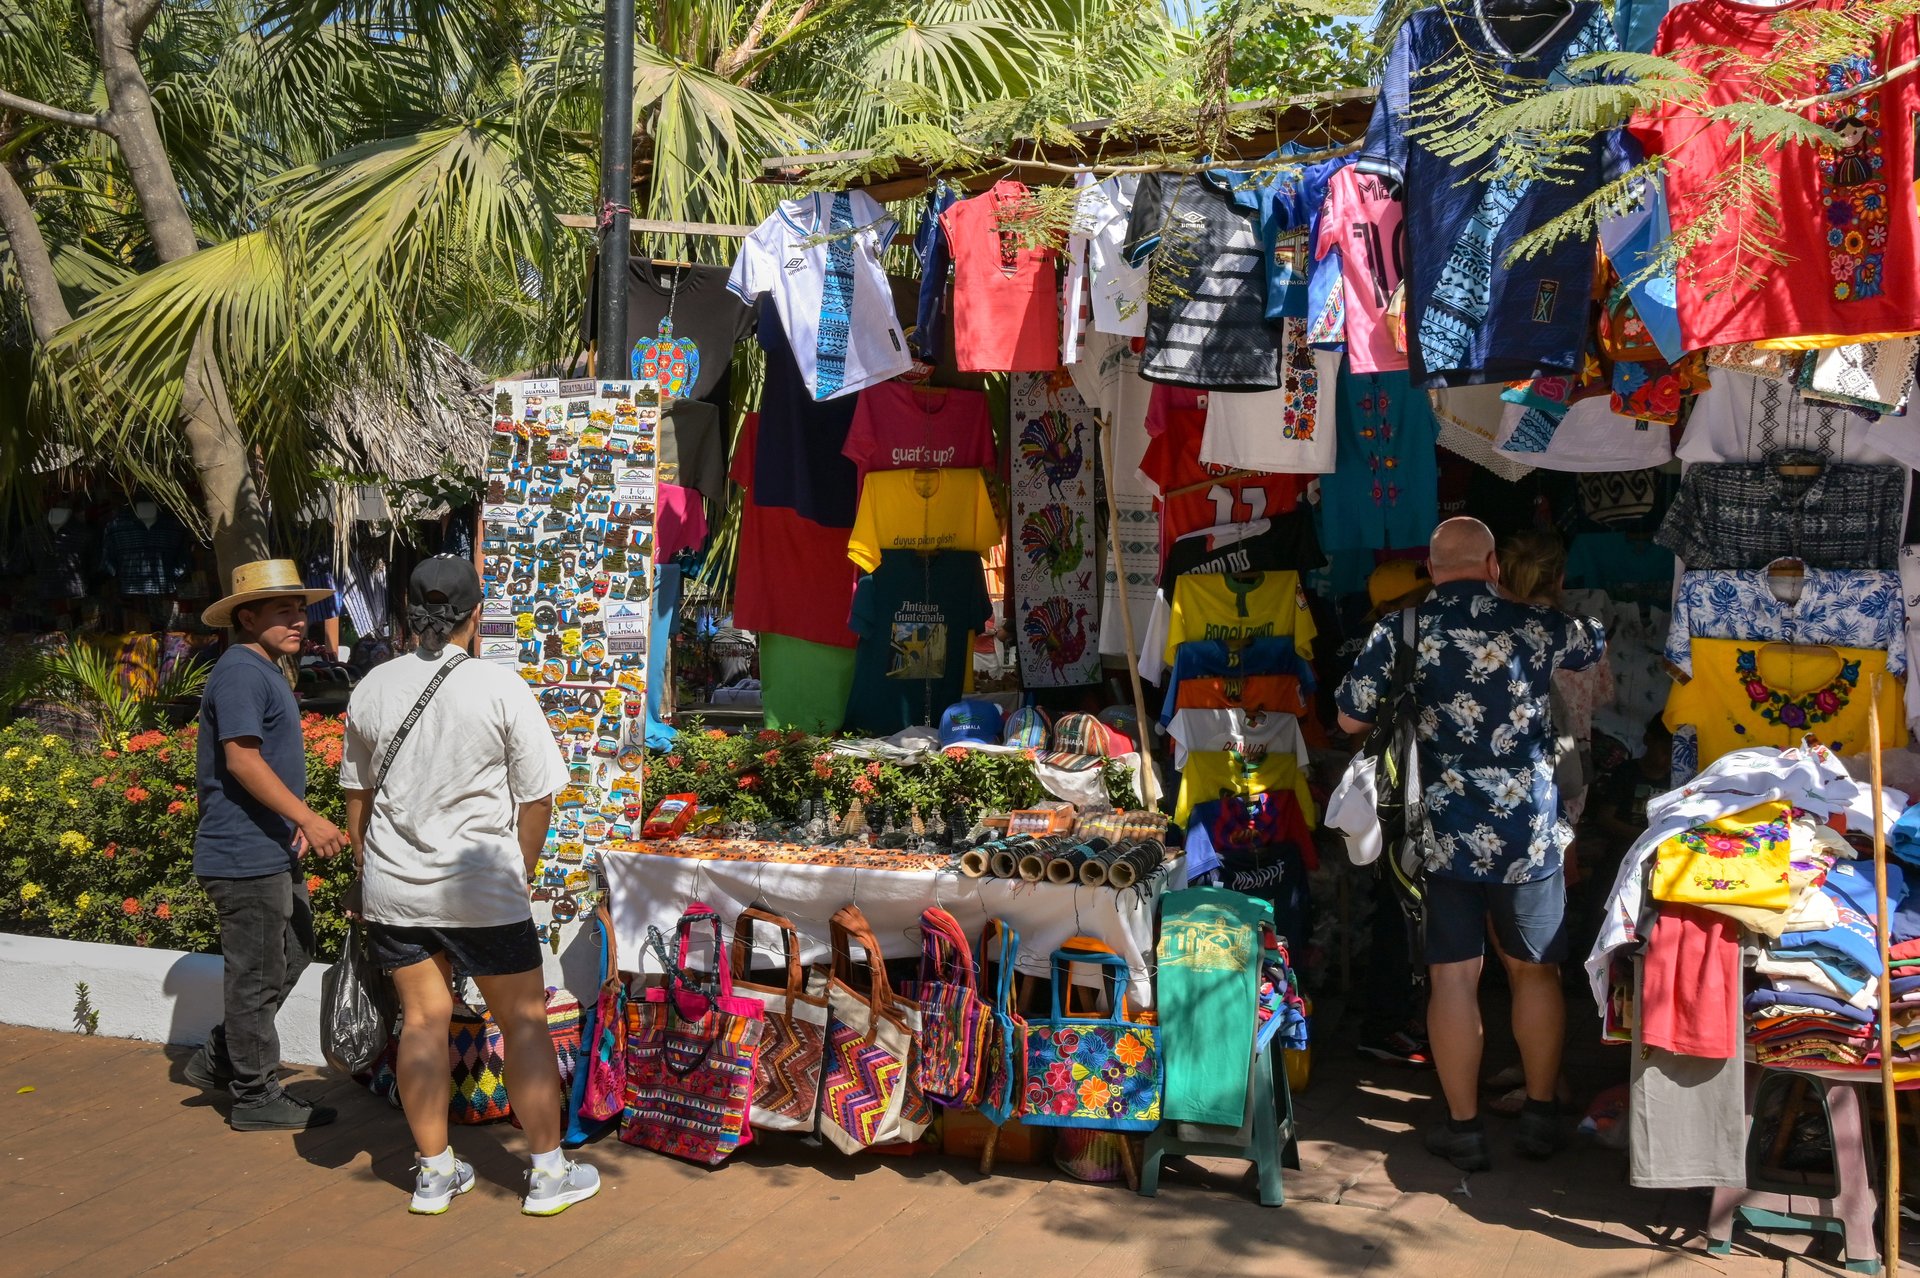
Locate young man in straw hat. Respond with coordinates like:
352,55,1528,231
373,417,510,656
183,559,348,1131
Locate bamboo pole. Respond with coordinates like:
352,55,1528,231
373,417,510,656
1869,673,1900,1273
1097,417,1159,809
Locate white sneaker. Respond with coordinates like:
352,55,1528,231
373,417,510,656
521,1159,600,1217
409,1155,476,1215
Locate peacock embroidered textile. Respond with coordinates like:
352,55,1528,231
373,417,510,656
1010,371,1101,686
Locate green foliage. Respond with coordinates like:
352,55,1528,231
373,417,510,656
1223,0,1376,98
19,636,212,748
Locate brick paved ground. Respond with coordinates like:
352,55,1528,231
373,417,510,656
1,1021,1910,1277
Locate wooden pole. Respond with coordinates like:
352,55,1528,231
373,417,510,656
1097,417,1159,809
1869,673,1900,1273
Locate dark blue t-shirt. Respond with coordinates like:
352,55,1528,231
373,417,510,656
845,550,992,734
753,299,861,529
194,646,304,878
1360,1,1630,388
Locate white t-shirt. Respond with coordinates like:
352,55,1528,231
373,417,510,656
340,649,569,929
1082,174,1148,338
1496,394,1673,472
1164,707,1309,770
1198,347,1341,474
727,190,911,401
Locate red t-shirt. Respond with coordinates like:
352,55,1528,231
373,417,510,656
655,484,709,560
1633,0,1920,349
842,382,997,479
1138,385,1310,557
940,181,1061,373
731,414,859,648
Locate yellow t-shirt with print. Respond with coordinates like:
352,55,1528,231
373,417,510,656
1173,750,1317,829
1664,638,1907,770
1164,571,1318,665
846,468,1002,572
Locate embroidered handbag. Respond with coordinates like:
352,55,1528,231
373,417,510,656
729,906,829,1133
619,903,765,1165
974,918,1030,1126
580,902,630,1123
913,907,993,1106
819,904,928,1154
1020,945,1162,1131
565,905,620,1144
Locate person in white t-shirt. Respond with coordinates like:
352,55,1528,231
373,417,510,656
339,557,597,1219
727,189,911,400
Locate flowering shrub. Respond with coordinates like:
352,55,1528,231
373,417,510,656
0,717,355,959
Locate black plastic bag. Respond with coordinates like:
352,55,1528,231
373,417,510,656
321,919,395,1075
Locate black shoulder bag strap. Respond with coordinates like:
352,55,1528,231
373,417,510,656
374,653,468,791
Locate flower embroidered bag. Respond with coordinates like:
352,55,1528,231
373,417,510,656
580,902,630,1124
818,904,928,1154
913,907,994,1106
974,918,1030,1126
1020,946,1162,1131
619,903,765,1165
728,906,829,1133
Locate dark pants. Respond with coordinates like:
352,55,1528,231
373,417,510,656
197,873,315,1104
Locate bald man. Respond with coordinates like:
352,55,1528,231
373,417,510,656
1335,517,1606,1172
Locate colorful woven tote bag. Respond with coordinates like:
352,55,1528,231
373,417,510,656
974,918,1030,1126
581,902,630,1124
729,906,829,1133
819,905,927,1154
913,907,993,1106
619,904,765,1166
1020,946,1162,1131
448,1001,512,1125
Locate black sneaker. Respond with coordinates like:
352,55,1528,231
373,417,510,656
181,1045,233,1092
230,1093,338,1132
1357,1030,1434,1069
1514,1108,1570,1160
1423,1121,1492,1172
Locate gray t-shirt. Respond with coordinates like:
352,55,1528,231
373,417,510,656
339,648,568,929
194,646,303,878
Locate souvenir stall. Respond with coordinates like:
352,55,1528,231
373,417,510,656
458,0,1920,1238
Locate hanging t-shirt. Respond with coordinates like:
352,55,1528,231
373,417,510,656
580,259,755,410
843,382,996,480
760,632,856,734
846,468,1002,572
1139,386,1311,551
1199,339,1341,474
1163,571,1318,663
1316,362,1440,553
656,399,726,502
1156,887,1270,1127
1496,394,1674,472
1633,0,1920,351
1166,707,1310,771
845,550,992,734
654,484,709,560
909,187,958,363
1664,638,1908,767
751,301,861,527
1174,749,1317,829
1666,569,1907,678
1360,1,1630,387
1676,369,1897,466
1078,174,1149,337
730,413,859,649
1315,166,1408,374
1162,636,1317,717
1127,171,1281,390
940,180,1061,373
1261,156,1350,321
1158,513,1326,593
1183,792,1316,875
727,189,911,399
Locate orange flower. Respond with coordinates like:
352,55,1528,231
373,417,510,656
154,902,172,921
865,761,882,780
156,748,171,763
126,730,168,753
124,786,149,804
101,749,117,759
760,749,779,766
101,843,117,859
166,800,186,816
121,898,140,916
755,729,781,743
852,776,874,796
737,774,760,790
812,755,835,779
706,730,728,740
1112,1032,1147,1067
91,776,106,789
306,874,323,894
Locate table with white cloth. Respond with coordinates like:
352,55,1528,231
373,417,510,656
602,839,1184,1008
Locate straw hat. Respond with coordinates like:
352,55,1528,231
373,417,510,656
202,559,333,629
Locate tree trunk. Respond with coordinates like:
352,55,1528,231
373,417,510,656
90,0,268,583
0,162,73,342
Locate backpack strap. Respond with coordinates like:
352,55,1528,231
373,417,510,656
374,653,468,791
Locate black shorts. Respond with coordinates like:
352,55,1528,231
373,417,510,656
1424,873,1568,966
366,919,542,977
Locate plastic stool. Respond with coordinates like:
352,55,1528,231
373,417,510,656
1138,1041,1294,1206
1707,1071,1881,1273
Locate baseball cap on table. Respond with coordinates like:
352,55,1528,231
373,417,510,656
1042,711,1131,771
1367,559,1430,611
1003,705,1052,749
939,698,1005,748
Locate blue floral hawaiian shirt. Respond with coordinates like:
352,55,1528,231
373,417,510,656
1336,581,1607,884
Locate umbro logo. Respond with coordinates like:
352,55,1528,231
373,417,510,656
1177,211,1206,231
783,257,806,273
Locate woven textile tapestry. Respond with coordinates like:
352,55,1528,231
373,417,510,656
1010,371,1100,686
